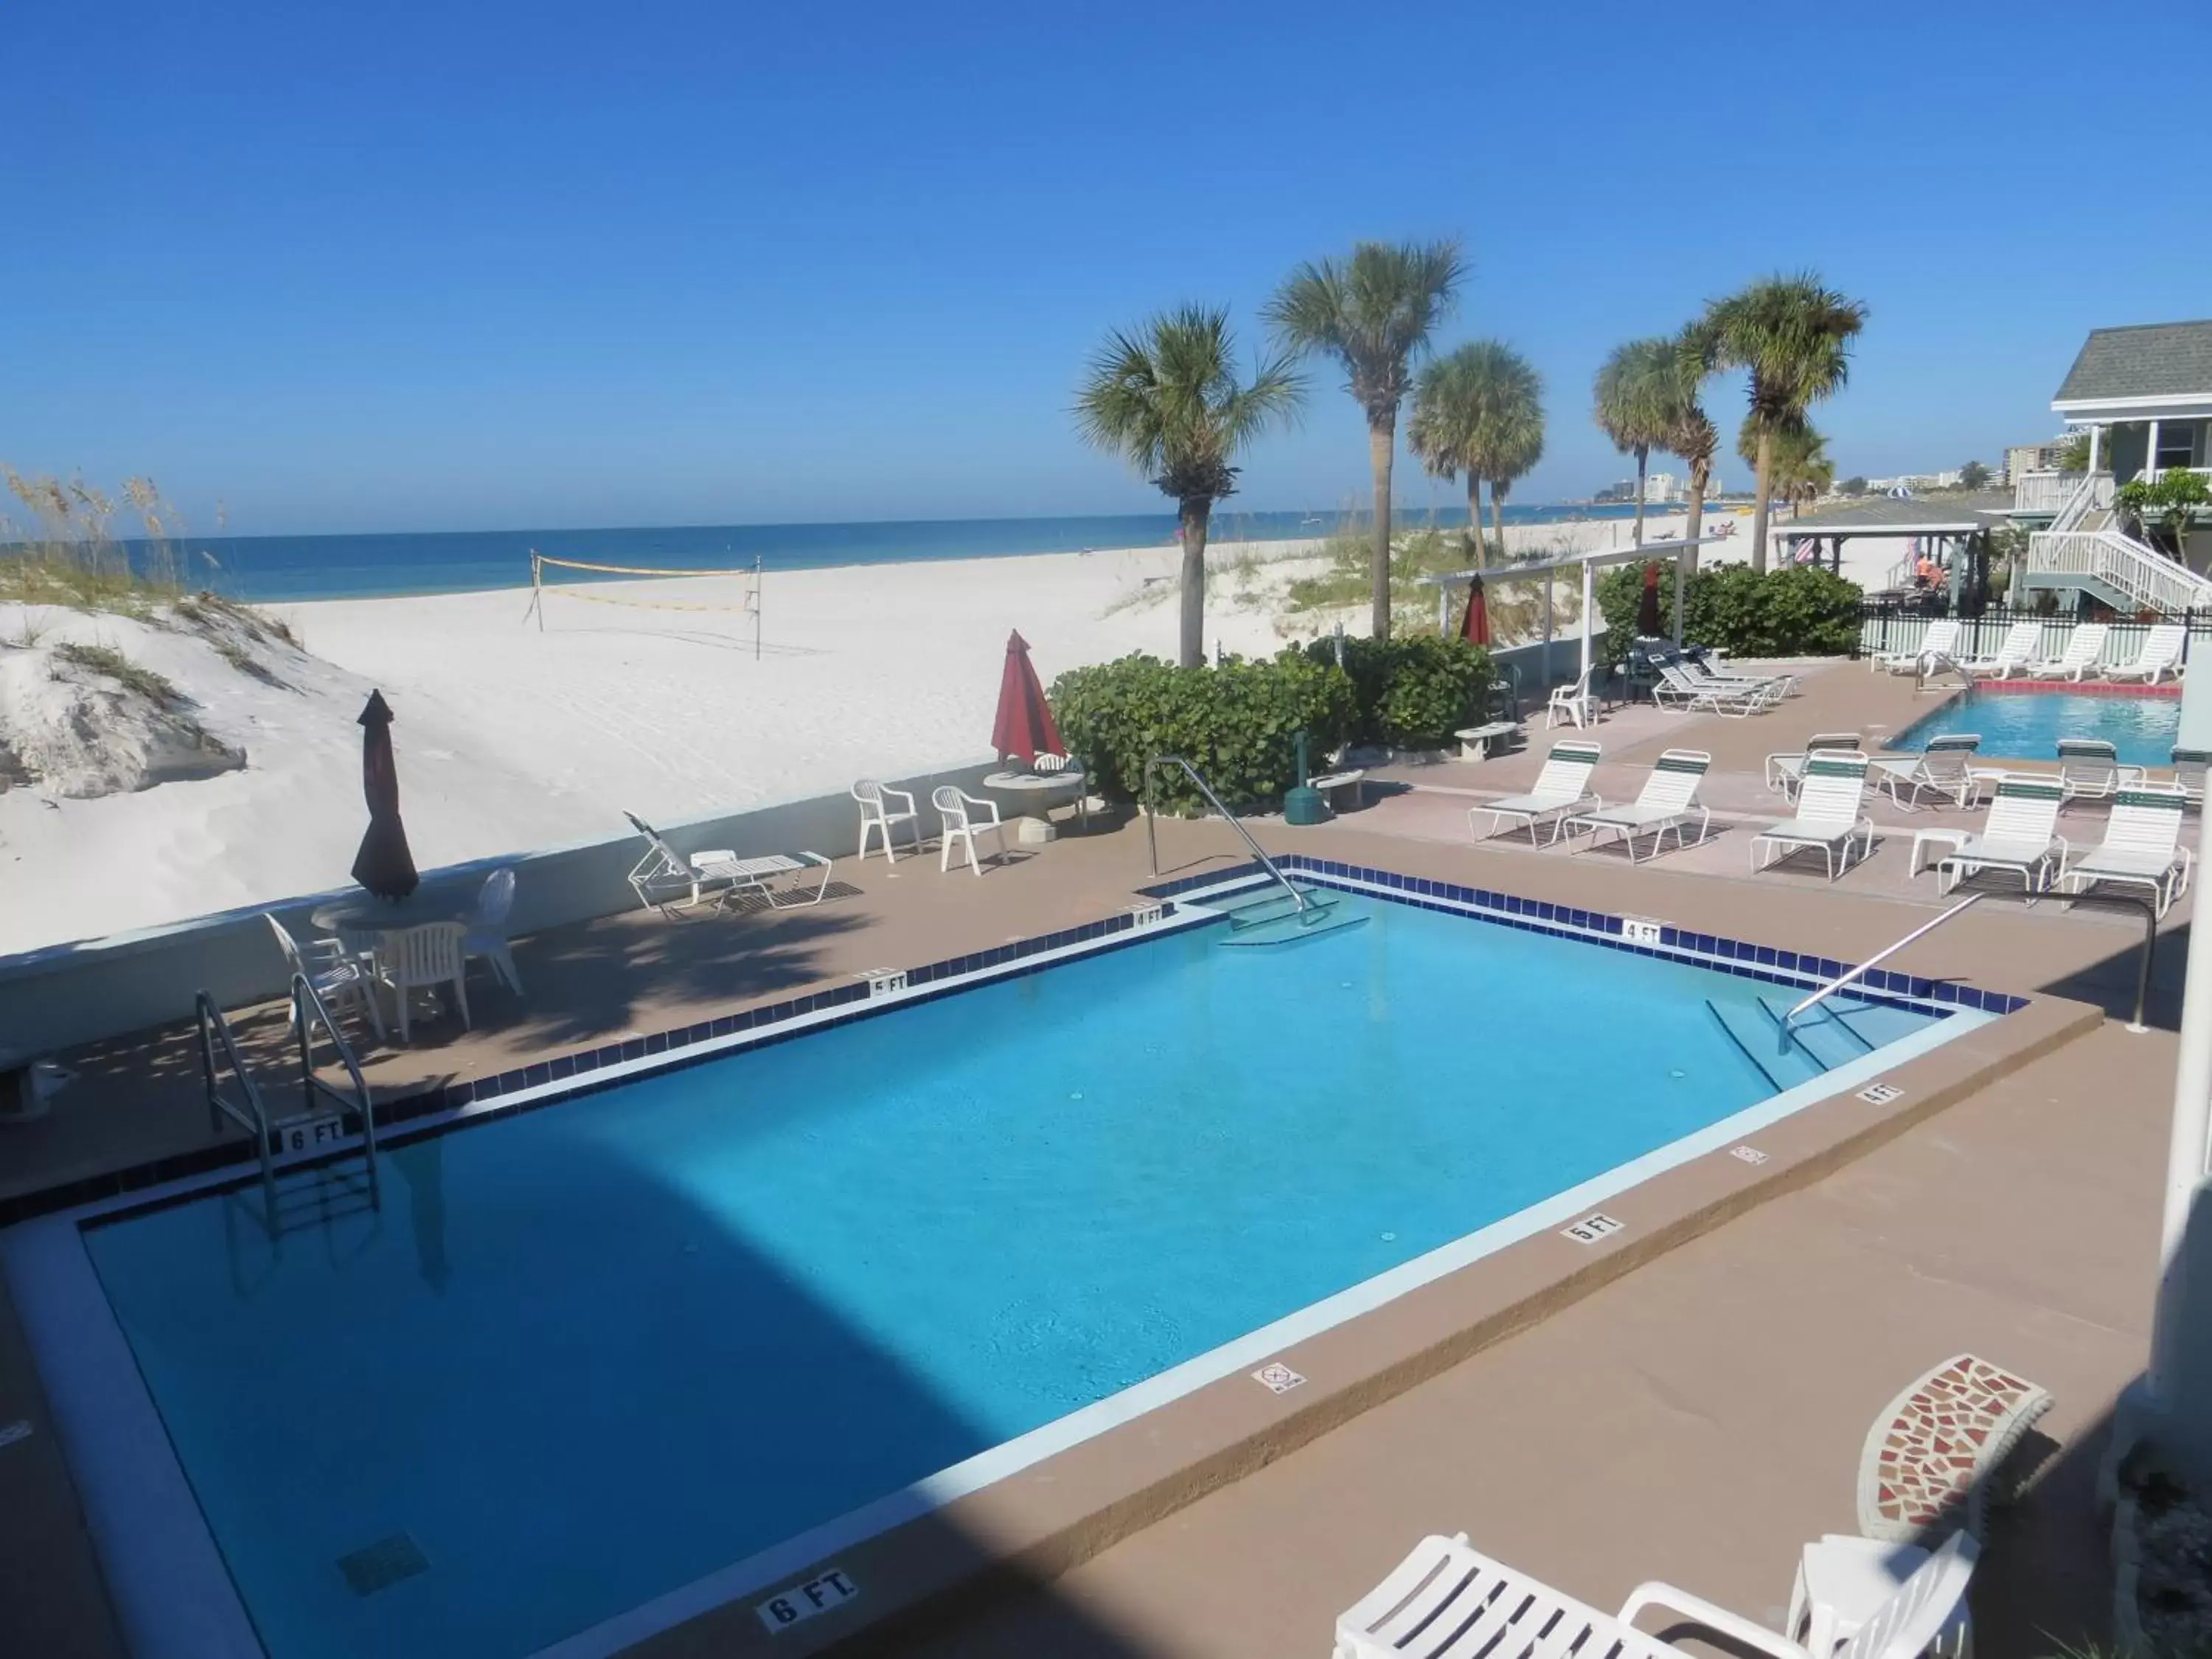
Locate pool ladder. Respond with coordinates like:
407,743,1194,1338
197,973,381,1236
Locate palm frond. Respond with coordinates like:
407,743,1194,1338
1266,239,1464,420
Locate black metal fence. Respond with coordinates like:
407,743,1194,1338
1854,602,2212,666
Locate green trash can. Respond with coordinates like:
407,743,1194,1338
1283,731,1326,827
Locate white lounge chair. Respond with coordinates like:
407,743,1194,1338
1871,618,1959,675
1546,666,1596,729
1958,621,2041,680
2059,782,2193,915
1767,732,1861,799
461,867,523,993
2107,622,2187,685
2056,737,2146,804
1687,655,1798,697
933,785,1005,874
1928,773,2067,896
1655,662,1778,717
1566,748,1711,863
1868,733,1980,811
266,914,384,1040
2172,745,2209,807
852,779,921,863
373,920,470,1046
1751,752,1874,880
624,813,833,914
1470,740,1601,844
2027,622,2109,681
1335,1530,1976,1659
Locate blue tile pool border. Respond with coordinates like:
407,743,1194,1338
17,857,2026,1233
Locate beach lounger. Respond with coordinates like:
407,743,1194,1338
2107,622,2188,685
1958,621,2041,680
624,812,833,913
1470,740,1601,844
1654,662,1778,717
1687,656,1798,697
1927,775,2067,896
1565,748,1711,863
1335,1529,1975,1659
2056,737,2146,804
2027,622,2109,682
2058,782,2192,915
1767,732,1861,799
1750,752,1874,880
2172,746,2209,807
1871,618,1959,675
1868,733,1980,811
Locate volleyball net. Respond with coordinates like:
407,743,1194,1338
523,550,762,656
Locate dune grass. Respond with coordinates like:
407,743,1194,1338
51,641,187,709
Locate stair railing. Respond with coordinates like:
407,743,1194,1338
1144,755,1306,914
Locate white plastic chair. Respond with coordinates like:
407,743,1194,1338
1335,1529,1976,1659
1546,666,1596,729
2058,782,2193,915
1565,748,1712,862
1787,1537,1974,1659
373,921,470,1044
1470,740,1601,844
265,915,383,1040
1029,751,1091,828
2108,622,2187,685
933,785,1004,875
462,867,523,993
1751,752,1874,880
852,779,920,863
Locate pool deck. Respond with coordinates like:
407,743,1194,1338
0,658,2190,1659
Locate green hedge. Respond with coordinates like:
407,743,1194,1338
1595,563,1861,664
1298,634,1494,748
1048,651,1358,814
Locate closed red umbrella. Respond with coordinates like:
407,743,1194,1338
1458,574,1491,647
991,630,1064,765
1637,561,1663,636
350,689,420,900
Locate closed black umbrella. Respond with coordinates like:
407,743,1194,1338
351,689,420,900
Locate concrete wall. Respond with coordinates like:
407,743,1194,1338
0,757,998,1061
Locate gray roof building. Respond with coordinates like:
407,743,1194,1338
2053,320,2212,420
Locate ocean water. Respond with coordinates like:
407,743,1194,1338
102,504,1648,604
83,890,1948,1659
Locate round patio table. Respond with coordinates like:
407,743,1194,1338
310,891,475,951
981,769,1088,844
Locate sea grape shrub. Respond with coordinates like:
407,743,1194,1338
1300,634,1493,749
1596,563,1860,662
1048,651,1357,813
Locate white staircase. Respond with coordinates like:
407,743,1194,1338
2022,473,2212,613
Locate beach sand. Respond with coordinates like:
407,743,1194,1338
0,512,1708,955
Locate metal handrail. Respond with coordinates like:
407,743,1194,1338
290,973,380,1211
1782,894,1983,1045
197,991,278,1220
1144,755,1306,914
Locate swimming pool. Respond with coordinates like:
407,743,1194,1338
27,874,1997,1659
1887,684,2181,768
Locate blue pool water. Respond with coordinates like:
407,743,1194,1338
1887,686,2181,768
83,891,1950,1659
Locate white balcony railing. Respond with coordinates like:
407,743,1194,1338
2014,470,2115,516
2025,527,2212,614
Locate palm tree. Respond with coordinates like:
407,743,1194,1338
1074,305,1304,667
1666,325,1721,569
1739,417,1832,520
1593,338,1679,544
1406,341,1544,570
1266,240,1464,637
1701,274,1868,571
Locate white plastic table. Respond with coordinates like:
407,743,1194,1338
982,770,1088,844
1907,828,1972,880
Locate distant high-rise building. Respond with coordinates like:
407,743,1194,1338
1642,471,1681,503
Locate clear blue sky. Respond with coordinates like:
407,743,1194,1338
4,0,2208,537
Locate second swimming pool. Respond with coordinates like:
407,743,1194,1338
65,877,1991,1659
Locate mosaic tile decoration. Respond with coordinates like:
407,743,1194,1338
1856,1353,2053,1542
